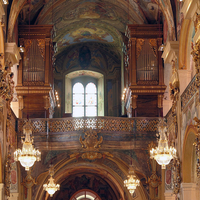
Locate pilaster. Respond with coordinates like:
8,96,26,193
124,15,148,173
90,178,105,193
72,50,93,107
0,183,3,200
7,193,19,200
164,191,176,200
178,70,192,95
180,183,198,200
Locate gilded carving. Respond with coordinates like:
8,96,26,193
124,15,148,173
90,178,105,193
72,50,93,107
0,66,14,102
136,39,144,59
149,39,158,58
169,59,179,139
4,152,11,196
172,158,181,194
80,128,103,151
70,128,113,160
37,39,45,60
23,39,32,59
169,59,180,103
194,12,200,33
191,40,200,88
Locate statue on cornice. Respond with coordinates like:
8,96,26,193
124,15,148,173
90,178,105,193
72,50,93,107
169,59,180,103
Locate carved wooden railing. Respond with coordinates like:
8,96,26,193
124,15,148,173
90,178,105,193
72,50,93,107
181,75,196,110
17,117,160,134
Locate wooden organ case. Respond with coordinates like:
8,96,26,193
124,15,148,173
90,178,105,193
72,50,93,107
16,25,56,118
124,25,166,117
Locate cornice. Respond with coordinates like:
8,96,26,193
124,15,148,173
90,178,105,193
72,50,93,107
162,41,179,64
5,43,21,65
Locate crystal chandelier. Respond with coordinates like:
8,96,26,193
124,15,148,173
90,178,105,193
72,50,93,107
150,119,176,169
43,165,60,197
124,165,140,195
14,121,41,171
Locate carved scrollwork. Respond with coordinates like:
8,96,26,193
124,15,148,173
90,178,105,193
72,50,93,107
191,40,200,89
136,39,144,59
70,128,113,160
0,67,14,102
149,39,158,58
169,58,179,139
80,128,103,151
169,59,180,103
23,39,32,59
37,39,45,60
172,158,181,194
194,12,200,33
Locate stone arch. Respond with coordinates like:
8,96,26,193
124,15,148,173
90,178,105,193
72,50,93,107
35,157,148,200
182,125,197,183
179,18,194,71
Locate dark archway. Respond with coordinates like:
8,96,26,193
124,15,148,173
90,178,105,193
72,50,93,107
50,173,118,200
70,189,101,200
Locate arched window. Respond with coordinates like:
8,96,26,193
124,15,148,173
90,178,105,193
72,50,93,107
73,81,97,117
70,189,101,200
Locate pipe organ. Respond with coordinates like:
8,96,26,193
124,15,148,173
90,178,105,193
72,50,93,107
16,25,56,118
124,25,166,117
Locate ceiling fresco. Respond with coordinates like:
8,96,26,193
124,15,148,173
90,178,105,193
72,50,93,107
58,27,114,48
8,0,176,55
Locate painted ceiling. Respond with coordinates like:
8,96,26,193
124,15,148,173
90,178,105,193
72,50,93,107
9,0,174,57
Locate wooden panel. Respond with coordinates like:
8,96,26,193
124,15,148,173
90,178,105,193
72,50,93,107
137,95,158,117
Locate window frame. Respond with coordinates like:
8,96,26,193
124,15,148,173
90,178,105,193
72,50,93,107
72,76,98,117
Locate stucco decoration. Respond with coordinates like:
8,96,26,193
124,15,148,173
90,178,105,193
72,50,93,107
8,0,175,47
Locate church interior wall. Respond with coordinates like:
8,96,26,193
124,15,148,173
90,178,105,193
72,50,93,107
0,0,200,199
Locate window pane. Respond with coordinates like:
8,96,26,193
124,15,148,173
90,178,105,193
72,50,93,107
73,82,84,93
86,94,96,105
86,82,96,93
86,106,97,117
73,107,84,117
73,94,84,105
